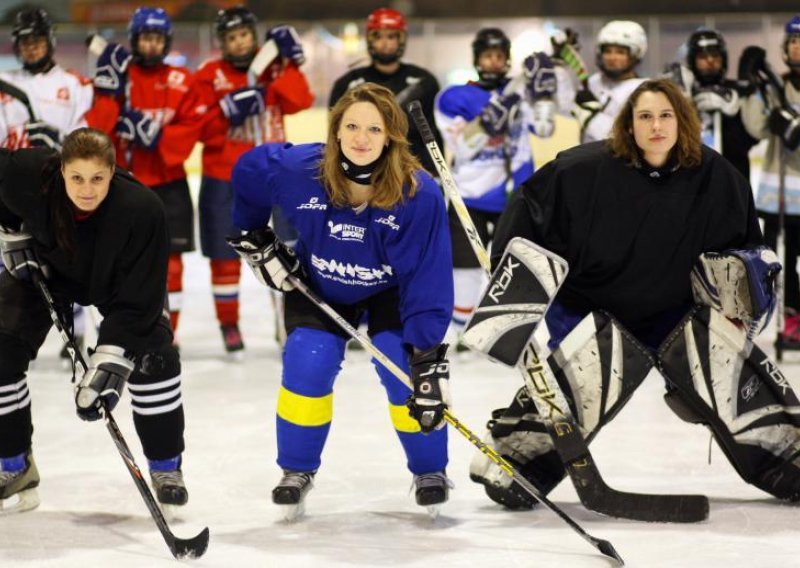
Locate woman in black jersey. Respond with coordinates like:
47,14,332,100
0,128,188,512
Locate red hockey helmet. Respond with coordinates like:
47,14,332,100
366,8,407,34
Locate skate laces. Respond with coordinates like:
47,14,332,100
151,469,185,488
278,471,314,490
411,471,454,493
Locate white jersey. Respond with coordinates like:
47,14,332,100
0,65,93,149
581,72,646,143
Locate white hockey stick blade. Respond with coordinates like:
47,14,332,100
249,40,279,78
462,238,568,367
87,34,108,56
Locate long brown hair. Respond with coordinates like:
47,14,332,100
45,128,116,253
608,78,702,168
320,82,422,209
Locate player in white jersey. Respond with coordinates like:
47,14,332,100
0,8,94,357
0,9,93,150
573,20,648,143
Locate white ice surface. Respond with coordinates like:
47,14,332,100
2,252,799,568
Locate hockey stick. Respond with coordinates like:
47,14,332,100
409,105,710,523
31,272,210,559
285,274,623,565
247,40,279,145
0,77,37,123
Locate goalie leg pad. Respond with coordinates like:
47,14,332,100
658,306,800,501
470,311,653,507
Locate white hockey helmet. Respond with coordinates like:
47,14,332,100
596,20,648,61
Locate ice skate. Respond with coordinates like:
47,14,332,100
272,470,314,521
413,471,453,519
0,451,40,514
221,323,245,360
149,457,188,516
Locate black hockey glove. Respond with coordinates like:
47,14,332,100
737,46,767,86
25,122,62,150
75,345,135,421
479,92,521,136
572,88,603,132
550,27,580,61
0,225,48,281
219,86,266,127
226,226,304,292
768,107,800,151
407,344,451,433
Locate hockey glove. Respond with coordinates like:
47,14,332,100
219,86,265,128
0,225,48,281
75,345,135,421
407,344,451,433
550,28,580,61
572,88,604,133
25,121,62,150
115,109,162,150
531,99,556,138
226,226,303,292
737,46,767,85
690,247,781,338
522,52,557,102
479,92,521,137
693,85,740,116
266,25,305,66
768,107,800,151
94,43,132,97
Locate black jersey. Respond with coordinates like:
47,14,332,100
329,63,444,176
0,149,170,353
493,142,763,332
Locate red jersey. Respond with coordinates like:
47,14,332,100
86,63,204,187
193,58,313,180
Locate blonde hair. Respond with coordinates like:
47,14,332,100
321,82,422,209
608,78,702,168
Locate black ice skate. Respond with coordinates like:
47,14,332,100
0,451,40,514
413,471,453,518
272,470,315,521
149,459,188,507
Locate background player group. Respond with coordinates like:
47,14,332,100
1,4,800,524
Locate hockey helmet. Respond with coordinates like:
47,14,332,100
366,8,407,64
596,20,647,78
686,28,727,85
472,28,511,83
783,15,800,68
12,8,55,73
128,7,173,67
215,6,258,69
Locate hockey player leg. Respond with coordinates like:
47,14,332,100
210,259,244,356
127,344,188,510
167,254,183,337
371,331,451,518
659,305,800,501
274,328,345,520
452,268,484,351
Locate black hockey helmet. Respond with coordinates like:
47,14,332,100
472,28,511,82
215,6,258,69
686,28,727,85
12,8,55,73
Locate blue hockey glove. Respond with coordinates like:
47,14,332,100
226,226,304,292
407,344,451,433
266,25,305,66
25,121,61,150
75,345,135,421
0,225,48,281
94,43,132,97
479,92,521,137
115,109,162,150
522,52,557,101
219,86,265,128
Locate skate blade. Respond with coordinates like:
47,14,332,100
159,503,182,522
425,504,441,519
0,488,40,515
226,350,245,363
278,500,305,522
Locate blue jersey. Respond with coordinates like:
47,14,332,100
435,81,536,213
232,142,454,350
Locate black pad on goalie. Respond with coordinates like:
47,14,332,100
658,305,800,501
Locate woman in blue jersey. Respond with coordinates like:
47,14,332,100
228,83,453,517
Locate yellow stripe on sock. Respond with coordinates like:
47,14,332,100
389,403,421,433
277,386,333,427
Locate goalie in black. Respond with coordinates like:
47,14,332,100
469,78,800,513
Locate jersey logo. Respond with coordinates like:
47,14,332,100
311,254,393,286
374,215,399,231
213,69,234,92
347,77,366,91
296,197,327,211
328,220,366,243
166,70,189,92
405,76,421,86
56,87,70,101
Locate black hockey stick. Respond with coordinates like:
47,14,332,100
408,103,709,523
285,274,623,566
0,77,37,123
32,272,209,559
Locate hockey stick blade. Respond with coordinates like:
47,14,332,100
249,39,279,78
86,33,108,56
287,274,623,565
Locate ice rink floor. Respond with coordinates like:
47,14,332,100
2,252,799,568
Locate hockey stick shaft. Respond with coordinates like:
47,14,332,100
286,275,623,565
409,107,708,523
31,273,209,559
0,77,37,123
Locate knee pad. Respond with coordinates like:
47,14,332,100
659,306,800,501
128,345,182,417
282,328,345,396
